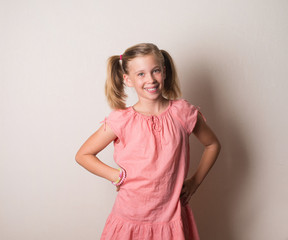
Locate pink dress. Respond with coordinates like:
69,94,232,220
101,99,202,240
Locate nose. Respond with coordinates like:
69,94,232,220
147,73,155,83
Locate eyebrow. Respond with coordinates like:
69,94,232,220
134,66,161,74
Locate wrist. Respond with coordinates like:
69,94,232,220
111,167,127,187
189,176,201,188
111,168,121,182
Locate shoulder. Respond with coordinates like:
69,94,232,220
107,107,134,121
170,99,198,112
170,99,200,135
104,107,134,144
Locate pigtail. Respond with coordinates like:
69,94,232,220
105,55,127,109
161,50,182,99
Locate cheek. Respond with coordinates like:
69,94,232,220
133,80,144,89
159,74,165,82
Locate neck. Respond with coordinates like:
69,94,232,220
133,97,169,116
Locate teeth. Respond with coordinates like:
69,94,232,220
147,88,156,91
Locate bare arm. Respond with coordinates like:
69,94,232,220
75,123,120,183
181,113,221,205
191,113,221,185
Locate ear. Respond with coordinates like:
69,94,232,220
123,74,133,87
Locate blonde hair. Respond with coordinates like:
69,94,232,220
105,43,181,109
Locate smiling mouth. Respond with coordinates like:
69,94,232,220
144,86,159,93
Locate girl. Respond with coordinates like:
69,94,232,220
75,43,221,240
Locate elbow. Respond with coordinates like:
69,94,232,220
215,139,221,155
75,152,83,165
208,139,221,155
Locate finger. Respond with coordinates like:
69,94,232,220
182,198,188,206
180,196,187,205
185,193,193,204
180,192,189,205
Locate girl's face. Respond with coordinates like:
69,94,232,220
123,54,166,102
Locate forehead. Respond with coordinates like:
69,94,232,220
127,54,163,71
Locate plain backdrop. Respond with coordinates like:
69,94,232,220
1,0,287,239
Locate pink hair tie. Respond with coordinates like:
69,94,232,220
120,55,123,60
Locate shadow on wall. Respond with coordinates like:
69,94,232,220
183,64,250,240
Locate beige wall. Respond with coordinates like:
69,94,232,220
0,0,287,239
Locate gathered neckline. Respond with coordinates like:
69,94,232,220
130,100,173,118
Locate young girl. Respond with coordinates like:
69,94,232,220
75,43,221,240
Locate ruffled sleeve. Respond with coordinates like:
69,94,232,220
171,99,206,135
102,108,132,146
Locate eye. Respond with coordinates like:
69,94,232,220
137,72,144,77
153,68,161,73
